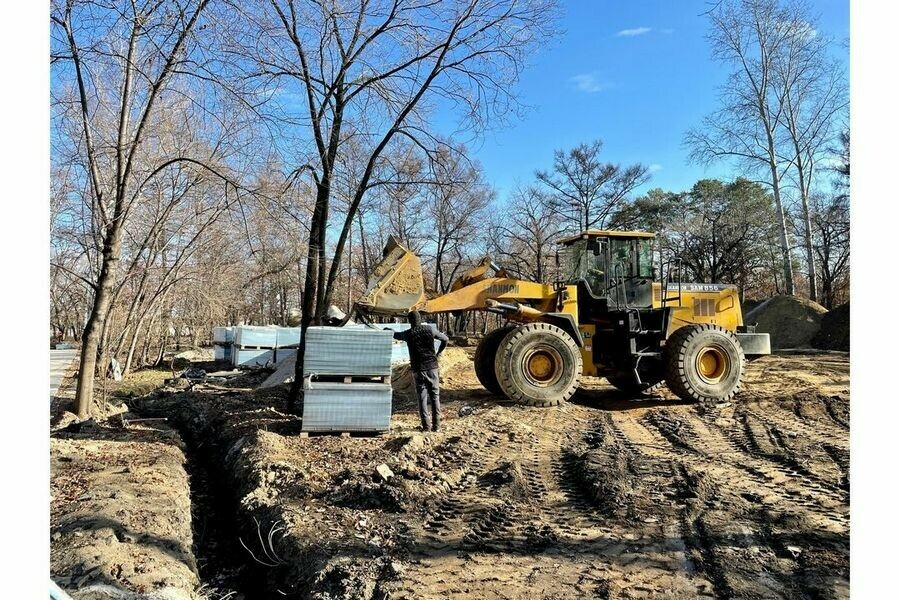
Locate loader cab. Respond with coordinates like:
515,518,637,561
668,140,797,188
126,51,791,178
560,230,657,312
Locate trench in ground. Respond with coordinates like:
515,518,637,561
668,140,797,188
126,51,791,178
142,404,293,599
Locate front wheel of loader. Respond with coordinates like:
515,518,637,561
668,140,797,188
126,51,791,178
474,325,516,395
495,323,582,407
664,324,745,404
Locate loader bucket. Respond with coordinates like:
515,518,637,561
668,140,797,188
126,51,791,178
355,235,426,316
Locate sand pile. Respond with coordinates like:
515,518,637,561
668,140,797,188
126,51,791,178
391,346,472,402
744,295,828,349
812,302,850,351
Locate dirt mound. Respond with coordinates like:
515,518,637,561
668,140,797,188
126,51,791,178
745,295,827,349
741,298,764,316
812,302,850,351
51,426,199,599
438,346,473,371
391,346,473,402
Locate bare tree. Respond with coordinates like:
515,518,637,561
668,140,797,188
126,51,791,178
51,0,253,417
811,129,850,309
536,140,649,234
810,191,849,309
235,0,558,402
773,10,848,302
374,145,429,254
490,185,561,282
686,0,801,295
424,146,493,293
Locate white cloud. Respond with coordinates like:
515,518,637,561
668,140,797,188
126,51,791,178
616,27,652,37
648,163,663,173
570,73,609,93
797,22,818,39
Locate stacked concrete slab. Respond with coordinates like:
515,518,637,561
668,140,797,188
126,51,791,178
212,327,234,362
232,325,277,367
274,327,301,365
215,325,304,368
301,326,393,433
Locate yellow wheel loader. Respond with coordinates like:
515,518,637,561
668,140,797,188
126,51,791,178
355,231,770,406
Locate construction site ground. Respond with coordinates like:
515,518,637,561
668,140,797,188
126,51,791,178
51,348,850,599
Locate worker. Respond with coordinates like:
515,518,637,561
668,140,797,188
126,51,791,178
387,311,449,432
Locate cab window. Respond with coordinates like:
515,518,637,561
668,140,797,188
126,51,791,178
564,239,609,295
636,238,654,278
609,238,633,277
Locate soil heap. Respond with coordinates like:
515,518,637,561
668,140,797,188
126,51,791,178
744,295,827,349
812,302,850,351
741,298,763,317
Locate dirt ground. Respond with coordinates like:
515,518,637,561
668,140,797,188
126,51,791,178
50,363,204,599
51,425,199,599
52,348,849,599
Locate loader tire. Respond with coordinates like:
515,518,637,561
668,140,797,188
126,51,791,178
606,375,664,396
474,325,517,395
495,323,582,407
664,324,745,404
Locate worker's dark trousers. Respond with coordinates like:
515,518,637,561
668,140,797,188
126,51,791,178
413,368,441,431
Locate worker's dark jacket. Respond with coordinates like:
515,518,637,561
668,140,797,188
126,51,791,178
393,324,449,371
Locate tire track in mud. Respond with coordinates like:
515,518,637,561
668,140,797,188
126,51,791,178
672,464,736,599
410,408,717,598
421,431,504,542
610,407,846,599
821,395,850,430
748,392,850,444
400,417,619,598
567,412,715,596
822,443,850,492
734,408,848,498
641,410,848,533
746,402,848,448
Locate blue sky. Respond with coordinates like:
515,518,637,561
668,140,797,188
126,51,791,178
464,0,850,199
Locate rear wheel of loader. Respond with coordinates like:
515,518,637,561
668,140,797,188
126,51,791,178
474,325,517,395
495,323,582,407
664,324,745,403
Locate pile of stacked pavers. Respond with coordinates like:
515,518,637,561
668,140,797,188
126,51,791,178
226,325,302,367
213,327,234,362
301,326,394,433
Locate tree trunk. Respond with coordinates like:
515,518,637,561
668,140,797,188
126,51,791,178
123,312,148,376
290,181,328,406
796,177,818,302
74,236,120,419
155,322,170,367
139,323,154,367
767,162,794,296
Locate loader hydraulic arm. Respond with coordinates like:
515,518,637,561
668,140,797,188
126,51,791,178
354,236,582,344
422,278,558,314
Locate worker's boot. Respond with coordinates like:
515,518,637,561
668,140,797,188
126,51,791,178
431,408,440,432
